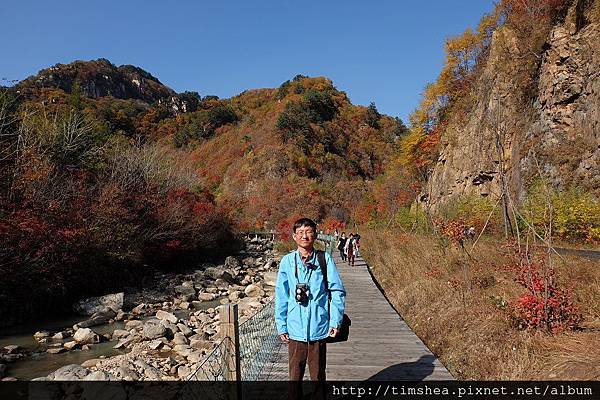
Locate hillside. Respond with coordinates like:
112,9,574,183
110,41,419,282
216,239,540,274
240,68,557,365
0,61,405,324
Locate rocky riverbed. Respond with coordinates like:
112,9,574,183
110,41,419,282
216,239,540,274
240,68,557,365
0,236,279,381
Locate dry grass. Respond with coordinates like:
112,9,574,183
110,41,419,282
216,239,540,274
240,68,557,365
361,229,600,380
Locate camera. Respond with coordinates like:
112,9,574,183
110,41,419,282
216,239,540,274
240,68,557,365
295,283,309,305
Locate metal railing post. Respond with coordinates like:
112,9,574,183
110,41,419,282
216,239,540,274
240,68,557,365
219,304,242,397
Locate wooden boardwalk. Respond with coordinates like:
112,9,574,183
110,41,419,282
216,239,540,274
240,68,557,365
261,253,453,381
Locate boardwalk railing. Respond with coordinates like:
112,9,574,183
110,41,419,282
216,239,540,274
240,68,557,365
188,301,279,382
317,233,336,255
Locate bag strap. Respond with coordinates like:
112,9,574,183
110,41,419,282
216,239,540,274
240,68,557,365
317,250,331,301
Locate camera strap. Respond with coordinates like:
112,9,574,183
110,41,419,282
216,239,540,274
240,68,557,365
316,250,331,302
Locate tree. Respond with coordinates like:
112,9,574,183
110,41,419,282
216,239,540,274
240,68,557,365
366,102,381,129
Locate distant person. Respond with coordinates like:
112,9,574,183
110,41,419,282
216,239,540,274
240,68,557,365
345,233,356,267
354,232,361,257
336,232,347,262
333,229,339,241
275,217,346,399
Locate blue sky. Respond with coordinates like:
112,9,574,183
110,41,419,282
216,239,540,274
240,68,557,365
1,0,495,122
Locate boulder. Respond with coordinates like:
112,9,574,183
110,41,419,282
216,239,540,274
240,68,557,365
174,285,196,298
81,359,101,368
177,323,193,336
63,341,79,351
172,333,189,345
156,310,178,324
177,365,191,379
73,293,124,316
47,347,67,354
263,271,278,286
115,366,140,381
112,329,130,339
190,339,213,350
125,320,144,330
83,371,115,381
224,256,241,269
73,328,100,344
48,364,90,380
198,293,216,302
143,322,167,340
33,331,50,341
3,345,21,354
77,308,117,328
244,284,265,298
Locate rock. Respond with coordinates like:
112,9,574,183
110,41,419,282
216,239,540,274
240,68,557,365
113,339,131,349
224,256,241,269
156,310,178,324
172,333,189,345
186,351,204,363
74,293,124,315
228,291,244,301
131,304,146,315
214,279,229,289
190,339,213,350
174,284,196,298
115,310,127,321
177,365,191,379
205,287,219,294
2,377,18,381
77,308,117,328
47,347,67,354
112,329,130,339
82,345,91,351
143,322,167,340
73,328,100,344
48,364,90,380
179,301,190,310
133,359,165,380
116,366,140,381
3,345,21,354
83,371,115,381
81,359,101,368
125,320,144,330
244,284,265,298
148,339,163,350
191,301,204,309
63,341,79,351
177,323,193,336
173,345,194,357
198,293,216,301
33,331,50,341
263,271,278,286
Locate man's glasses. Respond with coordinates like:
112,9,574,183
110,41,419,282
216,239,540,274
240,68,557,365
294,230,315,237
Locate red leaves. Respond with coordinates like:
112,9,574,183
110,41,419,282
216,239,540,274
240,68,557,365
508,249,583,333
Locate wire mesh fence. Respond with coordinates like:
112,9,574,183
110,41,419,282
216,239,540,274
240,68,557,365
239,300,279,380
187,337,231,381
187,300,280,382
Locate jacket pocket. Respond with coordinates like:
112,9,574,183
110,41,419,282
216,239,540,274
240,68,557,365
287,301,302,337
315,303,330,336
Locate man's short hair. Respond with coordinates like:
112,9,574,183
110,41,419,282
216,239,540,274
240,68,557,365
293,218,317,233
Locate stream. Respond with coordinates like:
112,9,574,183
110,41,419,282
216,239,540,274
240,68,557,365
0,300,222,380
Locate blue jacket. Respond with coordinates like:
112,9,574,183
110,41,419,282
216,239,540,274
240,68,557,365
275,250,346,342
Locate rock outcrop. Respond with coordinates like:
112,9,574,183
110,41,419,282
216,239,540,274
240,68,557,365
424,0,600,211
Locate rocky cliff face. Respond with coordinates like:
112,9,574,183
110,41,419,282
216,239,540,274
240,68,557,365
15,58,199,113
425,0,600,211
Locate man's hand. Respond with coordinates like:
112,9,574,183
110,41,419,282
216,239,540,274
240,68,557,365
279,333,290,343
329,328,339,338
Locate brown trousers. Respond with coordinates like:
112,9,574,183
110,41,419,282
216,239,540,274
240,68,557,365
288,339,327,400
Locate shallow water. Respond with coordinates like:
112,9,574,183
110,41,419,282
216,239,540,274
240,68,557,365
1,299,222,380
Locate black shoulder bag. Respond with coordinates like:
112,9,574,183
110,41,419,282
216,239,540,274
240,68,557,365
317,250,351,343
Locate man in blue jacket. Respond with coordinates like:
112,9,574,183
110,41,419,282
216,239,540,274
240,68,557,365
275,217,346,384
